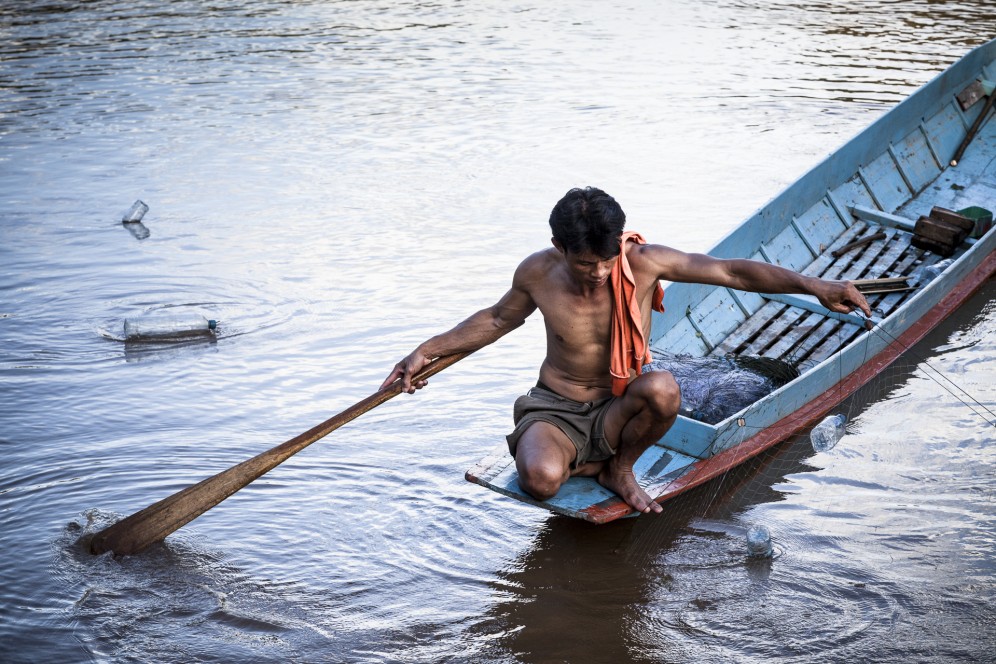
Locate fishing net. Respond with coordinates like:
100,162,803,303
645,353,799,424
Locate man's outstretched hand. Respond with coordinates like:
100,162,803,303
815,279,872,318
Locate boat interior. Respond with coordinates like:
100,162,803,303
650,56,996,412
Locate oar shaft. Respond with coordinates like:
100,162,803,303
89,352,471,556
951,90,996,166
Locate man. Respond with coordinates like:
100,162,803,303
381,187,871,514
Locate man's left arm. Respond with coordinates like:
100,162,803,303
642,244,872,318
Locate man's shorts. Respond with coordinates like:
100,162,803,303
505,383,617,469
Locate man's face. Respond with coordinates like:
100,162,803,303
563,249,618,289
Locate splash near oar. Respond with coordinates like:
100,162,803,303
88,352,471,556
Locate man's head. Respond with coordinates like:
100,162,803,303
549,187,626,259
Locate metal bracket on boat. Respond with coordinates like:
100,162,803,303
760,292,877,329
956,78,995,110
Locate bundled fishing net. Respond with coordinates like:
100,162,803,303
645,353,799,424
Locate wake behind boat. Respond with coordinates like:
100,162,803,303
467,38,996,522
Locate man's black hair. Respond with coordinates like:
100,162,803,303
549,187,626,259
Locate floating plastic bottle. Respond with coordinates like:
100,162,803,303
122,200,149,223
124,313,217,340
810,414,846,453
746,524,773,558
914,258,953,285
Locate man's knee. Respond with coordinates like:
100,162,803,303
513,423,574,501
516,458,566,501
633,370,681,418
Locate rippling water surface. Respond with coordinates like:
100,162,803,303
2,2,994,662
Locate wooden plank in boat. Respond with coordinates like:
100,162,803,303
762,223,816,271
755,228,915,361
805,320,864,365
850,230,916,282
831,174,878,216
708,301,786,357
760,310,830,361
687,287,750,350
866,245,934,314
794,197,850,255
781,316,845,365
861,150,912,213
798,221,870,277
740,305,810,356
821,228,895,280
797,231,921,361
465,441,700,519
922,101,967,166
712,220,921,363
804,239,921,363
653,314,711,356
892,125,943,193
823,226,905,281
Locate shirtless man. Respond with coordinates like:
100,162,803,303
382,187,871,514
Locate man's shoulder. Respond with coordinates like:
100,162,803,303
625,237,676,262
511,247,561,291
624,238,686,284
518,247,560,272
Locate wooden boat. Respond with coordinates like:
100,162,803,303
466,38,996,523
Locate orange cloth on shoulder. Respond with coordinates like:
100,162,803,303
609,231,665,396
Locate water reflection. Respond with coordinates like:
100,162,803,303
121,220,151,240
123,335,218,363
474,440,813,662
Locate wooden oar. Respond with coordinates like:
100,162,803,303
950,87,996,166
89,351,471,556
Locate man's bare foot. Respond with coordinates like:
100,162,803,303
597,463,663,514
571,460,606,478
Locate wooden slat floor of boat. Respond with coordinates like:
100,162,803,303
708,222,870,358
793,227,921,363
821,226,906,282
805,235,934,364
709,217,937,366
705,222,872,357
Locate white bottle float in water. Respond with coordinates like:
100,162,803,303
810,414,846,453
124,313,217,340
121,200,149,223
746,524,773,558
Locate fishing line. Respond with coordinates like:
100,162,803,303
869,324,996,427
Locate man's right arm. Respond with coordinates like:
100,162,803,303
380,260,540,393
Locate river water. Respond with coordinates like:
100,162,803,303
2,1,994,662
